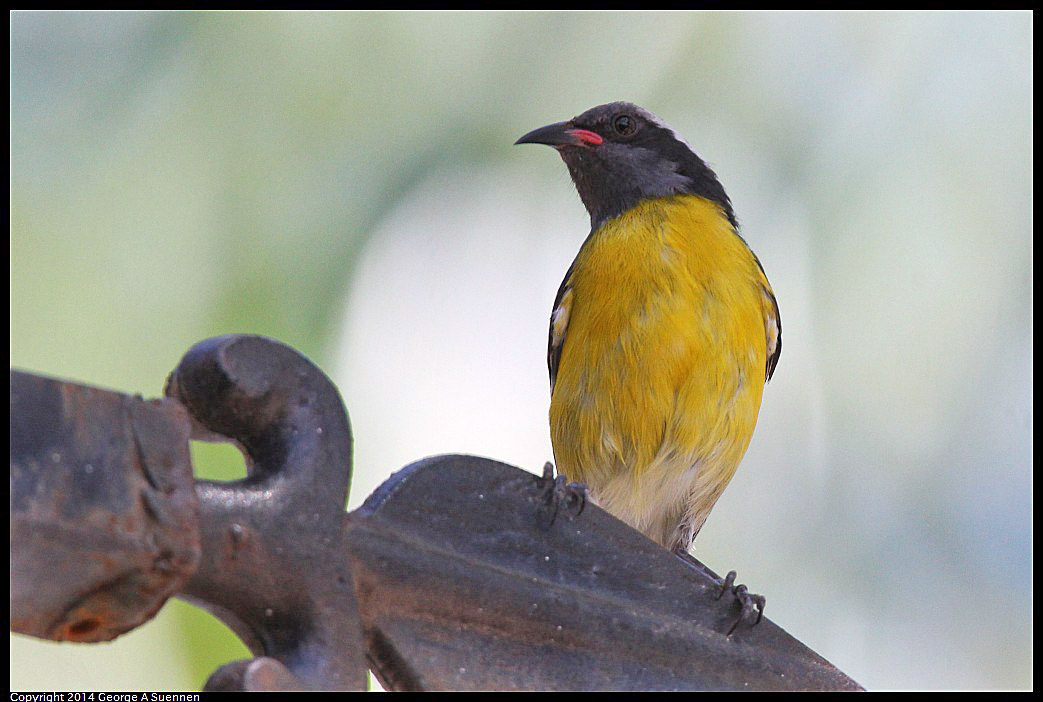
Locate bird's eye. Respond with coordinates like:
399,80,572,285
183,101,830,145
612,114,636,136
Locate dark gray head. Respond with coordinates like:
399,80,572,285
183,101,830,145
516,101,735,231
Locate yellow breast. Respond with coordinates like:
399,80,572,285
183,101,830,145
549,195,773,549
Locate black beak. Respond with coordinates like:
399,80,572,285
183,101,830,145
515,121,576,147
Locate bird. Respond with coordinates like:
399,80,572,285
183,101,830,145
516,102,781,559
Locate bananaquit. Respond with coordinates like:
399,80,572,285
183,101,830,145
516,102,781,556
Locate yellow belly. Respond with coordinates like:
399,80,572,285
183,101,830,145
549,195,770,550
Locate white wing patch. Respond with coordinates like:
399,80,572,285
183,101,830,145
551,288,573,352
764,305,779,361
761,286,781,381
548,286,574,392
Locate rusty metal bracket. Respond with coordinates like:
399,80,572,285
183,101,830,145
164,335,367,691
10,370,199,643
10,335,863,691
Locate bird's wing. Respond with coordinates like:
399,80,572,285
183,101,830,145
547,260,577,393
762,284,781,382
745,246,781,383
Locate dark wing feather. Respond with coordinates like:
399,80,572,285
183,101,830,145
747,248,782,383
547,257,578,393
764,285,782,382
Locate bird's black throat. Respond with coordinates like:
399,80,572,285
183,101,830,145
559,133,737,232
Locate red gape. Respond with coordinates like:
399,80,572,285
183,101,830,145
566,128,603,145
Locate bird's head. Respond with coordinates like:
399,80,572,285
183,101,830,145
516,101,735,231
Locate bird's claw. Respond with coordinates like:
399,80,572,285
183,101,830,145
716,570,765,635
536,462,586,527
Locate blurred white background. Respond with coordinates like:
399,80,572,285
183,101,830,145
11,10,1031,690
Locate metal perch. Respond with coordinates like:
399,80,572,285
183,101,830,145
10,335,862,691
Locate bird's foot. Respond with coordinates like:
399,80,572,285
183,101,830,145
672,550,765,636
715,570,766,635
535,462,586,527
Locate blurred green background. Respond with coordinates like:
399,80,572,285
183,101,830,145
10,10,1031,692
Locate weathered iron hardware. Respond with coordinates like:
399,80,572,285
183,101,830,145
10,335,863,691
10,370,199,644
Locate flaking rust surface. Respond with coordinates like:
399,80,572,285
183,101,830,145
10,370,200,642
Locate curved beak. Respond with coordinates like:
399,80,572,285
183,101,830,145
515,121,573,147
515,121,603,148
